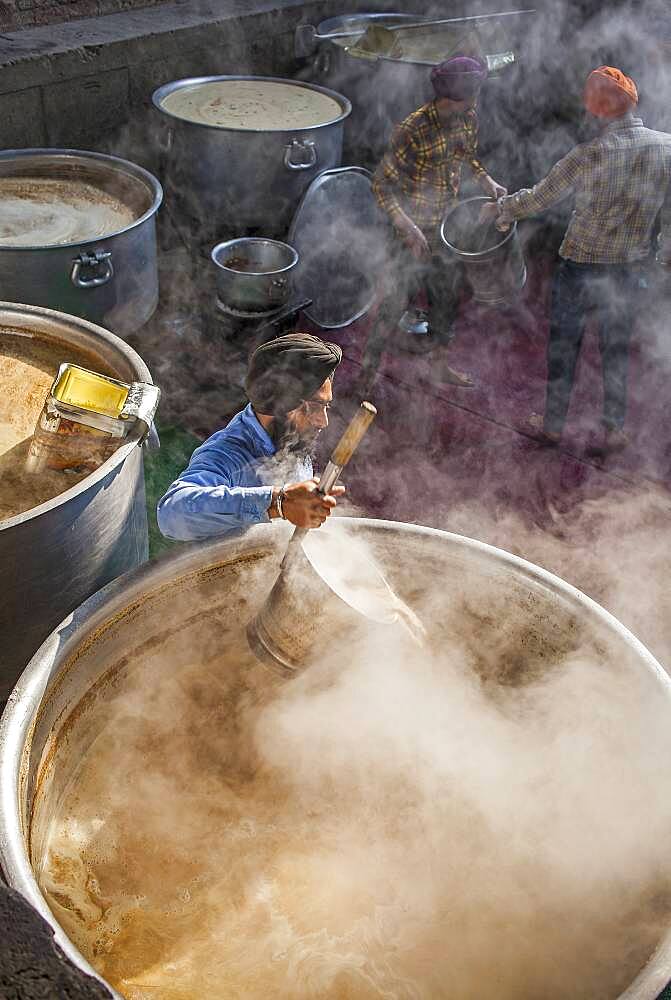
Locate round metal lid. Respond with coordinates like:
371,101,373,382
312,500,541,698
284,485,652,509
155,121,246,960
288,166,388,329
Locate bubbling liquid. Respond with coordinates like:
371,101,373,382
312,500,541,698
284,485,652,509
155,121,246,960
0,333,113,519
38,627,671,1000
0,177,136,247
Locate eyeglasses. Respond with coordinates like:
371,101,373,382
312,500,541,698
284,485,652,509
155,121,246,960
301,399,333,414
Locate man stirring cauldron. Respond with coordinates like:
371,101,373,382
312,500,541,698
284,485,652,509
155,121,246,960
157,333,345,540
482,66,671,453
361,53,507,390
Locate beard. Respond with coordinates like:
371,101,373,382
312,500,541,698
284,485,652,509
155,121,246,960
270,416,318,464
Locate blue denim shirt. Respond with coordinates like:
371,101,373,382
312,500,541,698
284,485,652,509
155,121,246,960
156,404,312,541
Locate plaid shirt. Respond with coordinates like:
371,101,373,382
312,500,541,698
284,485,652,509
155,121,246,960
498,113,671,263
373,101,490,239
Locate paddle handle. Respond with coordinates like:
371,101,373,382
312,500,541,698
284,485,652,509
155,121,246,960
287,401,377,552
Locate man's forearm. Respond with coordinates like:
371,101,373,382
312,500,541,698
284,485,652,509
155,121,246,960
156,481,274,540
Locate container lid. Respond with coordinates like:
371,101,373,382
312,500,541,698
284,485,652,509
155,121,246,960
288,167,388,329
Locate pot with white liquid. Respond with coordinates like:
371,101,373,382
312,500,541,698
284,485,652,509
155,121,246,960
2,518,671,1000
152,75,351,233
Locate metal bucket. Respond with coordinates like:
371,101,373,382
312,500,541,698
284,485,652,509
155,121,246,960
211,237,298,313
441,196,527,304
2,519,671,998
0,150,162,338
0,301,156,700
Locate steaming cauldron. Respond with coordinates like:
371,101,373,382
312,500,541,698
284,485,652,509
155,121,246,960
1,519,671,999
0,301,156,701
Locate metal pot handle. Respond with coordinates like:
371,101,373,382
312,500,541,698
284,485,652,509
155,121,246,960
269,277,288,302
315,47,331,75
284,139,317,171
71,251,114,289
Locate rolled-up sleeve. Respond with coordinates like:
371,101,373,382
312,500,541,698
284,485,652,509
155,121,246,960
156,432,275,541
157,474,273,541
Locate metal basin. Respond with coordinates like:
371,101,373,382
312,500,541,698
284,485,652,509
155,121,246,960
1,519,671,998
211,237,298,313
0,301,155,700
441,196,527,304
0,150,162,338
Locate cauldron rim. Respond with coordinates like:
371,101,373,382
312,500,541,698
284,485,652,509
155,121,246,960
152,74,352,135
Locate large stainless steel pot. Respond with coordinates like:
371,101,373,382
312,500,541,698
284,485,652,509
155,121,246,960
152,75,351,235
211,237,298,312
0,301,156,701
1,519,671,998
0,150,162,338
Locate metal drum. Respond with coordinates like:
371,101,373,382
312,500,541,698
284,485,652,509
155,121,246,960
2,518,671,999
0,301,157,699
0,150,162,338
441,196,527,304
153,75,351,235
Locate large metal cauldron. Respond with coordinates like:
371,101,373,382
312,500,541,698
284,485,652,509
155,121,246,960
152,75,351,234
441,196,527,304
0,150,162,338
0,301,155,701
1,519,671,998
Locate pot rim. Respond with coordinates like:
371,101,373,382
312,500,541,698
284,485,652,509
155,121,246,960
0,148,163,253
2,518,671,1000
152,74,352,134
211,237,299,276
441,195,517,258
0,301,152,533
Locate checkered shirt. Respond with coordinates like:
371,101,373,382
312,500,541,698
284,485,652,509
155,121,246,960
497,113,671,263
373,101,490,239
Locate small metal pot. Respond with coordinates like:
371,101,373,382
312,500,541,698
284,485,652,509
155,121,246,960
441,196,527,305
211,237,299,313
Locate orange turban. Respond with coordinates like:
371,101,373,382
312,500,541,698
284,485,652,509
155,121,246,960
584,66,638,118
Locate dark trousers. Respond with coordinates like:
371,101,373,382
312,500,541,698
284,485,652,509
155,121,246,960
359,232,462,386
545,259,645,436
378,239,462,337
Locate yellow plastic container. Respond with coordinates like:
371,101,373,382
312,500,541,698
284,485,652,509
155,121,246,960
52,366,129,418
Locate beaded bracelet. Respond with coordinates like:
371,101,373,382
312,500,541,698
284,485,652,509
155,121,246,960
275,486,287,520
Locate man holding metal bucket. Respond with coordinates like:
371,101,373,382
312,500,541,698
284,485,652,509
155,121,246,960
361,53,508,389
483,66,671,453
157,334,345,540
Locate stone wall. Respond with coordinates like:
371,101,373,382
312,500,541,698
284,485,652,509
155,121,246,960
0,0,165,34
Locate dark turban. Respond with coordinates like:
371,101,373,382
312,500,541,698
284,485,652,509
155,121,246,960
431,54,488,101
246,333,343,417
583,66,638,119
